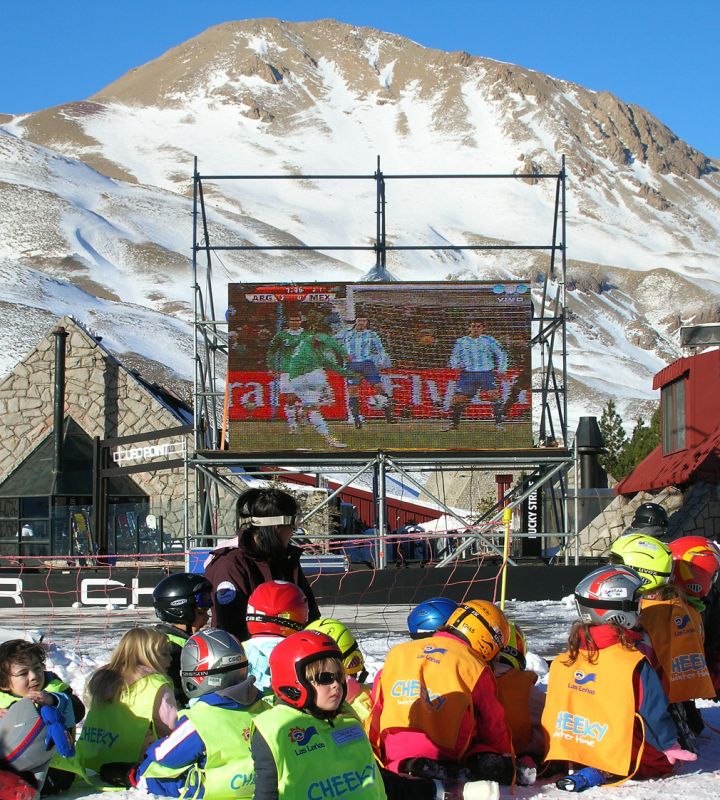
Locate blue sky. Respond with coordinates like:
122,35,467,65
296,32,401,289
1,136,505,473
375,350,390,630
4,1,718,157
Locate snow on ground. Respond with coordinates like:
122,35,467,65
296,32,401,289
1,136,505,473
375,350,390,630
1,600,719,798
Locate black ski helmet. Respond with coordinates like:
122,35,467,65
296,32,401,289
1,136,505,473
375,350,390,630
153,572,212,625
631,502,669,530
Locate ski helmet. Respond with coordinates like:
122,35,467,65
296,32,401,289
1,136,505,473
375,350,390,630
608,533,672,592
407,597,459,639
574,565,644,628
180,628,248,699
270,630,345,712
305,618,367,682
497,620,527,670
153,572,212,625
669,537,720,598
246,580,309,637
631,502,669,530
0,697,56,774
669,535,720,557
445,600,510,661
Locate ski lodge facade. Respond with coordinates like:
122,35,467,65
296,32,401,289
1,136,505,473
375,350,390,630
615,348,720,536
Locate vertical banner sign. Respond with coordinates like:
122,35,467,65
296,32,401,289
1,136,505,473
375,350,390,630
521,476,543,557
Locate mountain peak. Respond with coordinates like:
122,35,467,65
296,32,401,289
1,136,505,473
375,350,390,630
1,18,718,430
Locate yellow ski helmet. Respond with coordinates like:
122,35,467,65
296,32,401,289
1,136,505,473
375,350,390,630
608,533,672,593
497,620,527,670
305,618,367,682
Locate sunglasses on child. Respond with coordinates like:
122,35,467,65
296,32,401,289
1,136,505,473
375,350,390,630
311,671,345,685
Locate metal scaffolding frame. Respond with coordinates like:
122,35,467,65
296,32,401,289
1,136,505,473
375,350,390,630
189,155,574,560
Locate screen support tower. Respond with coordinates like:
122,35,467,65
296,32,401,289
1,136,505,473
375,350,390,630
190,155,574,559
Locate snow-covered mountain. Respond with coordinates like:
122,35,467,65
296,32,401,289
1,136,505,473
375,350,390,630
2,18,718,431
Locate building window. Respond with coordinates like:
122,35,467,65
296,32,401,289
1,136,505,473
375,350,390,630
661,377,686,454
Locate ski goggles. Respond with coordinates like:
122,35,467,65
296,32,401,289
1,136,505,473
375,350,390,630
195,591,213,609
311,671,345,686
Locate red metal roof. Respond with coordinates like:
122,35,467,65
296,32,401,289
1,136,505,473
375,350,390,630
652,359,690,390
615,423,720,494
617,349,720,494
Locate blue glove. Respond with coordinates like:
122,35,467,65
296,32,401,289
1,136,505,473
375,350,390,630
556,767,605,792
40,704,75,758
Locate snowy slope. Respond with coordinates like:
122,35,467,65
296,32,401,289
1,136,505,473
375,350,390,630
2,18,719,430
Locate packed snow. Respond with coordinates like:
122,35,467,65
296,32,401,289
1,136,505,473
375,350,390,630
1,598,718,799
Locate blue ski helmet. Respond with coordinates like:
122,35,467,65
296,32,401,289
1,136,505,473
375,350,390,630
407,597,459,639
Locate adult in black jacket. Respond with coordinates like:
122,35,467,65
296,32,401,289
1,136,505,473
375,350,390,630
204,488,320,640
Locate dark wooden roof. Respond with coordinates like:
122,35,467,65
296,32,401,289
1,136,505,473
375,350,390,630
0,417,145,498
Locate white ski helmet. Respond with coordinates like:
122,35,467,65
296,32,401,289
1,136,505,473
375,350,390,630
180,628,248,699
574,565,644,629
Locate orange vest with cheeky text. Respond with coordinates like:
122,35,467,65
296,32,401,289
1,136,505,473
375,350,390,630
639,597,714,702
370,635,488,758
542,642,642,776
495,669,537,754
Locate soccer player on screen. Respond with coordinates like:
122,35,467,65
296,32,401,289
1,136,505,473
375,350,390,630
335,315,395,427
443,320,509,431
266,313,349,448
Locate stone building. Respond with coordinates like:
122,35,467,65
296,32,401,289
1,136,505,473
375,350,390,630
0,316,201,559
0,316,335,561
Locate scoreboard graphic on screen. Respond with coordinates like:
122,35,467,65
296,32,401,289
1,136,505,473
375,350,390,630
227,282,532,452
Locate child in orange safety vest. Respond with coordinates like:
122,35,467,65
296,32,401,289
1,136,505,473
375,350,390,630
542,565,697,792
491,621,546,764
366,600,526,786
640,536,720,744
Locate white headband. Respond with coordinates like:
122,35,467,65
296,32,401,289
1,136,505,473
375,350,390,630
246,515,296,526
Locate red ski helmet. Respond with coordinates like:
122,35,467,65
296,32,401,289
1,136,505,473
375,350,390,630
246,580,309,637
269,630,345,711
669,537,720,598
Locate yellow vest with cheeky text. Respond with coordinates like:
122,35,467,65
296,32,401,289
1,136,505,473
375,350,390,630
253,702,386,800
142,696,269,799
639,597,714,702
542,643,642,776
76,672,172,772
495,669,537,754
369,635,487,758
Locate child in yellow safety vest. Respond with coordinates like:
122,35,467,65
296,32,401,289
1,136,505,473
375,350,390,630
0,639,85,795
253,630,500,800
117,629,270,798
542,565,697,792
152,572,213,707
75,627,177,781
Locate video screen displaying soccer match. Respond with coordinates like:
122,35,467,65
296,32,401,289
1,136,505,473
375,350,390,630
227,282,532,453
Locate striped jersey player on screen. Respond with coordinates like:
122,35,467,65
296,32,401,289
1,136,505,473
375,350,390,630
335,315,396,427
444,319,509,431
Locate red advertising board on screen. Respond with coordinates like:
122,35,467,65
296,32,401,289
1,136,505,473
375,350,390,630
227,282,532,452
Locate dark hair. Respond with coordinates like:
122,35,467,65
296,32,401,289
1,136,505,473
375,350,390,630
563,620,636,666
0,640,47,688
236,488,299,565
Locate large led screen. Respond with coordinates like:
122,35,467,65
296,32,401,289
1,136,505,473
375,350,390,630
227,282,532,452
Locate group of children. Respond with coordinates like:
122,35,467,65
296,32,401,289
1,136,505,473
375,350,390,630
0,530,718,799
